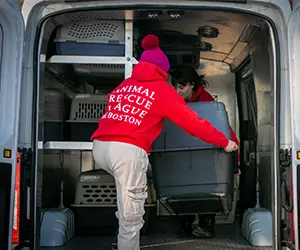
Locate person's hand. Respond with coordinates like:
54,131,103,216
225,140,239,152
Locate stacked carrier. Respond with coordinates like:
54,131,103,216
40,12,135,246
55,19,126,77
66,94,108,141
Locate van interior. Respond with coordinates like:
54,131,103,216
34,8,276,250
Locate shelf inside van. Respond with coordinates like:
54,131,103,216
42,141,150,155
43,141,93,150
45,55,139,65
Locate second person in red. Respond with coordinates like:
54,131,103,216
171,65,240,239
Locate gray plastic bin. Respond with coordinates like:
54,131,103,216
151,102,234,215
152,102,231,152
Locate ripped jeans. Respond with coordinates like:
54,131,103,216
92,140,149,250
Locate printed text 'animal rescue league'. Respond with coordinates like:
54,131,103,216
102,85,156,126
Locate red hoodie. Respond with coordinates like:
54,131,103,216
91,62,230,153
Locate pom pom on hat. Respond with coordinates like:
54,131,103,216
142,35,159,50
140,34,170,73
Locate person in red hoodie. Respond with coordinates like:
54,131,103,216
91,35,238,250
170,65,240,239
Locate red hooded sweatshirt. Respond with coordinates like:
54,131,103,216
91,62,230,153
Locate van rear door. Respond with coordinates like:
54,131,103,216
288,1,300,249
0,0,24,250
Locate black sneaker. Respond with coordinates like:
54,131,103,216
111,237,117,250
192,225,215,238
177,223,193,237
112,227,118,250
192,214,215,238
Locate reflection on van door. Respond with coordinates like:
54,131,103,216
288,2,300,249
235,59,258,220
0,1,24,250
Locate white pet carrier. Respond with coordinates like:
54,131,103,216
55,18,126,75
67,94,107,141
55,19,125,44
69,94,108,122
74,170,117,205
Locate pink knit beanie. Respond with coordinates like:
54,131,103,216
139,34,170,73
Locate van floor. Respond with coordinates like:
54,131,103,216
42,217,272,250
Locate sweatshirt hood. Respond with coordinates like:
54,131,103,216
189,85,206,103
131,62,168,82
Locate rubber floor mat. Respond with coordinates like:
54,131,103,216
41,218,272,250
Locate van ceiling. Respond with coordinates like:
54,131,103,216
45,9,263,89
50,9,261,61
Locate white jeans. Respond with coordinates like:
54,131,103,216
92,140,149,250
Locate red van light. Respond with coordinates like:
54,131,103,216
12,152,21,244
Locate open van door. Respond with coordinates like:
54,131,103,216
288,1,300,249
0,0,24,250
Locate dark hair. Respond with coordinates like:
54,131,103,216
170,65,208,91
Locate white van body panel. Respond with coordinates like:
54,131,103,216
14,0,296,249
288,3,300,249
0,0,24,249
292,0,300,9
20,0,292,25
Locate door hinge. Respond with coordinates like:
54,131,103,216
18,147,33,242
279,148,291,168
279,148,293,246
279,148,293,212
19,147,32,188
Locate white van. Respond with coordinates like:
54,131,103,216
0,0,299,249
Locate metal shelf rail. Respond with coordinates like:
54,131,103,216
41,141,150,173
43,141,93,151
40,9,138,169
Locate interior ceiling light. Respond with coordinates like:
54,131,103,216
197,26,219,38
146,11,162,19
197,42,212,52
167,11,183,20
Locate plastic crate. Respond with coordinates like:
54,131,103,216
71,170,156,236
73,64,124,77
65,11,120,22
69,94,107,122
66,94,107,141
55,20,125,56
55,42,125,57
55,20,125,44
74,170,117,205
151,102,233,216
